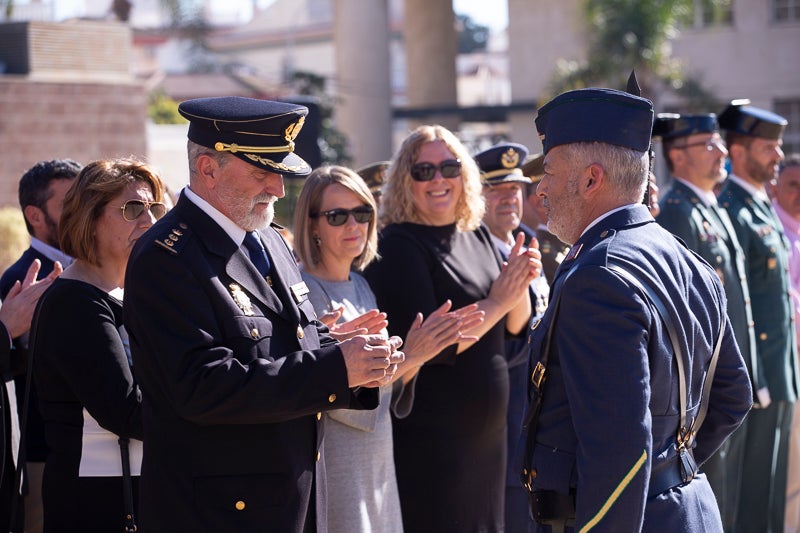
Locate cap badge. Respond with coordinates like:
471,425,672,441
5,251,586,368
230,283,254,316
284,116,306,143
501,148,520,169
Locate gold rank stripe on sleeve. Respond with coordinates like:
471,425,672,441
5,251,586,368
579,449,648,533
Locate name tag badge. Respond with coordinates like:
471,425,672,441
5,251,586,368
290,281,310,304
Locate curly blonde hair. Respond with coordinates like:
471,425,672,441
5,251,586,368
380,125,484,231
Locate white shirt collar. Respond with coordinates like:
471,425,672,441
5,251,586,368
30,237,73,267
580,204,640,239
182,186,247,246
673,177,717,207
727,173,770,202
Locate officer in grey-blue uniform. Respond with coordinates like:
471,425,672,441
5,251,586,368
123,97,402,533
475,142,549,533
520,88,753,532
653,113,757,531
717,100,798,533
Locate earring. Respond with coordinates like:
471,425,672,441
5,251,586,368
313,235,321,247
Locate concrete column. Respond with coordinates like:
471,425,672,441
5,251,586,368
333,0,393,167
403,0,458,130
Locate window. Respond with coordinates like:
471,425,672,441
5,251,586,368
773,0,800,22
775,99,800,155
679,0,734,28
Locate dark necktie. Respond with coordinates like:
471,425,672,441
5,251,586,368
243,231,271,278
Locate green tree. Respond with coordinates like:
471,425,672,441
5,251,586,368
549,0,722,108
148,91,186,124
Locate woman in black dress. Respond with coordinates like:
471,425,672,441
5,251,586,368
30,159,166,532
364,125,540,531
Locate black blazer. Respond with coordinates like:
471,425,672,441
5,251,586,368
124,193,377,532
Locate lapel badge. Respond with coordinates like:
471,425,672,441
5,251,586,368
229,283,254,316
563,243,583,262
290,281,310,304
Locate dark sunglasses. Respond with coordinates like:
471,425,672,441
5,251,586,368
410,159,462,182
311,205,374,226
119,200,168,222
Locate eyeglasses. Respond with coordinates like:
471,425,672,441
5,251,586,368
410,159,462,182
311,206,374,226
119,200,167,222
676,137,726,153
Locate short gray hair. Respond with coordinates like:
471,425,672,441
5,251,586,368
567,142,648,204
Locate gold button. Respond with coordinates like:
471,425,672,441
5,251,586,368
316,451,321,461
600,230,608,238
316,412,322,420
297,326,305,339
328,394,337,403
250,328,259,339
235,500,245,511
760,332,768,341
531,468,537,479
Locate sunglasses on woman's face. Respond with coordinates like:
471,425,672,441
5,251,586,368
410,159,462,182
311,205,374,227
119,200,168,222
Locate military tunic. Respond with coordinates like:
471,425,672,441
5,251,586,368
656,178,757,529
124,193,378,533
719,175,799,532
524,204,752,532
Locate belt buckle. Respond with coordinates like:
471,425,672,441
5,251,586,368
531,361,546,388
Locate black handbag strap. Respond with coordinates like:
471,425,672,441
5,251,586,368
118,437,138,532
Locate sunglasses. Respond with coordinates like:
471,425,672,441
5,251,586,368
410,159,462,182
119,200,168,222
311,205,374,227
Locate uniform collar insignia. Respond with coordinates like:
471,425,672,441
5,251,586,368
229,283,254,316
563,242,583,262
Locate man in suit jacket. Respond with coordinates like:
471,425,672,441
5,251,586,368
0,260,60,532
653,113,757,530
718,100,798,533
124,97,402,533
0,158,78,533
521,88,752,532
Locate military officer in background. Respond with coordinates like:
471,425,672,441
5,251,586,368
474,142,548,533
520,153,570,282
718,99,798,533
124,97,403,533
653,112,757,530
356,160,390,207
521,88,752,532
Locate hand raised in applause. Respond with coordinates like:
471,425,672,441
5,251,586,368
488,233,541,312
318,307,388,341
395,300,485,382
0,259,63,339
339,334,404,388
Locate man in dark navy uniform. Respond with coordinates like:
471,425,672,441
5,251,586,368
475,142,548,533
521,88,752,532
717,100,798,533
653,113,756,530
124,97,403,533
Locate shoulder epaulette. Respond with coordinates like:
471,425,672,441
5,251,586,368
154,221,192,255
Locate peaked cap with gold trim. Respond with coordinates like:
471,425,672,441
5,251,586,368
473,142,532,185
356,161,391,194
179,96,312,176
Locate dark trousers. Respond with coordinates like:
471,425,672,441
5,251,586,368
703,416,748,531
737,400,793,533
